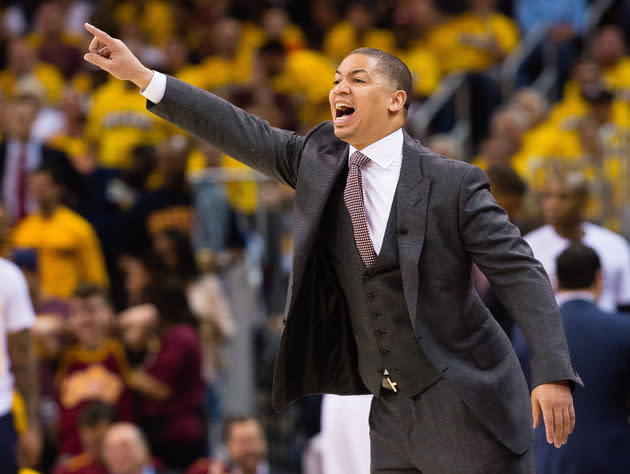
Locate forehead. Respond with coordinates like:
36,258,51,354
336,53,380,76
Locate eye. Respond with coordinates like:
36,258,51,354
333,79,340,85
354,78,365,83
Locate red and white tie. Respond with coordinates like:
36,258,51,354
344,151,376,267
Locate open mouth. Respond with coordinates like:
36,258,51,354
334,103,355,124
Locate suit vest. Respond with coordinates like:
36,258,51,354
320,168,442,397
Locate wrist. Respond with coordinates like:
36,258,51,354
134,67,154,92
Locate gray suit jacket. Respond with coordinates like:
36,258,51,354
148,76,582,455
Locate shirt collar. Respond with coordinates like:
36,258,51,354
348,128,403,169
556,291,597,307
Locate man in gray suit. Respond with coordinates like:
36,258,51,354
83,23,581,473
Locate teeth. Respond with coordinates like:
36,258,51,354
335,103,353,110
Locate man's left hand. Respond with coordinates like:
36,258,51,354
531,381,575,448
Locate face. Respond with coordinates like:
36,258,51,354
542,179,586,228
153,233,178,269
79,420,112,462
330,54,406,150
69,295,113,348
103,425,148,474
593,27,625,67
227,420,267,472
5,101,38,142
29,171,61,207
121,257,151,305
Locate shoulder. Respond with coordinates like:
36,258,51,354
57,207,95,233
164,324,200,344
585,223,630,251
523,225,553,243
58,452,94,473
0,257,23,281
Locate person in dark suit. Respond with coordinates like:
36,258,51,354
513,242,630,474
0,94,83,223
84,23,582,473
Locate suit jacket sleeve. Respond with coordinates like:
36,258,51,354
147,75,304,189
458,165,582,389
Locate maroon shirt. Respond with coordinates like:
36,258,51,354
56,339,134,455
141,324,205,444
53,453,108,474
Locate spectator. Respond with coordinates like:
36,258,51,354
525,171,630,312
323,0,395,63
0,94,80,223
427,0,519,74
102,423,163,474
85,75,166,170
515,0,587,99
131,282,205,470
27,1,84,79
55,284,133,457
187,416,268,474
0,37,64,105
0,256,40,473
152,229,234,381
512,243,630,473
486,164,528,230
118,252,160,307
427,0,519,144
53,401,117,474
126,136,194,252
592,25,630,94
10,165,109,299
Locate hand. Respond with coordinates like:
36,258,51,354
17,426,42,468
531,381,575,448
83,23,154,90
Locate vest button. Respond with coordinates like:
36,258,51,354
362,274,371,282
367,292,375,300
399,228,408,235
375,329,386,337
372,312,381,319
379,348,391,356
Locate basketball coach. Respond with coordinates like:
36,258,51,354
84,23,582,473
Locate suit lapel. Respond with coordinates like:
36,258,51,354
397,133,431,328
287,138,348,313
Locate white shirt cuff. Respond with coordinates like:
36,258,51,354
140,70,167,104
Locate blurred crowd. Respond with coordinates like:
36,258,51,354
0,0,629,473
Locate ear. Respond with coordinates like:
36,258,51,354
388,90,407,114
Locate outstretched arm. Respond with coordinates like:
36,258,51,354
83,23,303,188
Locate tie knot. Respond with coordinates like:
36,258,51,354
350,151,372,169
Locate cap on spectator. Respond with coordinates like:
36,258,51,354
11,248,38,271
581,85,614,104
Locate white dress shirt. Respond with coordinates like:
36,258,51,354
348,129,403,254
141,71,404,253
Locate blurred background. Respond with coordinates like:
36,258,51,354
0,0,629,473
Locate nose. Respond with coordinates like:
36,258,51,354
333,78,350,94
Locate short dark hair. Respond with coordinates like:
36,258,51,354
258,40,286,57
556,242,601,290
73,282,112,306
78,401,118,428
487,165,527,196
349,47,413,109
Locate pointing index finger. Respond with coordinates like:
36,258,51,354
84,23,113,44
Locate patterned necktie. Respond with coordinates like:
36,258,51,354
344,151,376,267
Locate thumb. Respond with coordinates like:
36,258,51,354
83,52,110,71
532,395,541,429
